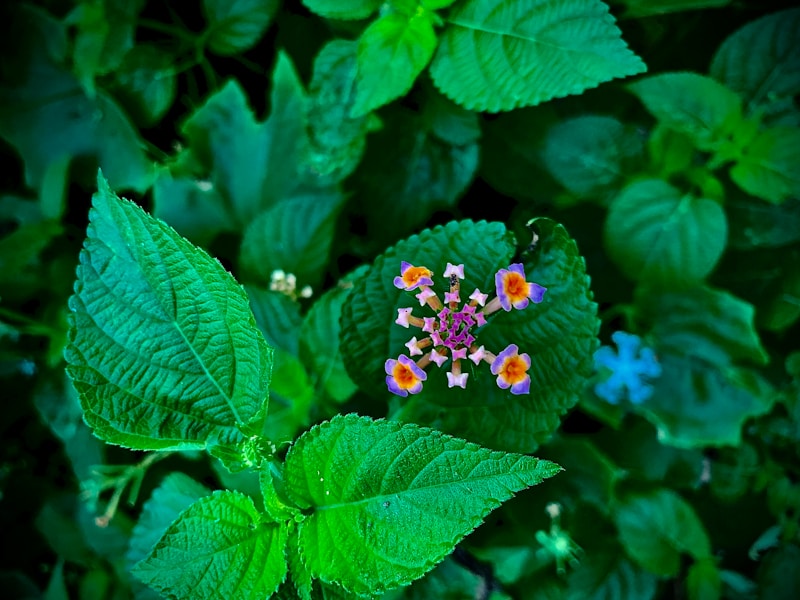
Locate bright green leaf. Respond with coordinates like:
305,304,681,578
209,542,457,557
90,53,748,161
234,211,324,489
543,115,644,199
351,12,438,117
112,44,177,127
628,72,743,151
430,0,646,112
637,285,768,367
239,190,345,288
604,179,727,287
284,414,561,595
647,125,696,178
730,127,800,204
202,0,279,55
688,559,722,600
710,8,800,116
300,284,359,403
65,175,273,452
614,489,710,577
127,473,211,569
302,0,381,20
133,490,288,600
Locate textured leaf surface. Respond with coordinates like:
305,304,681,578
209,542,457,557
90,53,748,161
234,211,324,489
628,72,742,151
351,12,438,117
239,190,345,287
604,179,727,287
710,8,800,114
284,414,561,595
65,176,272,451
542,115,644,199
637,286,768,367
203,0,279,55
341,219,598,453
614,489,710,577
302,0,381,20
730,127,800,204
430,0,646,112
133,490,287,600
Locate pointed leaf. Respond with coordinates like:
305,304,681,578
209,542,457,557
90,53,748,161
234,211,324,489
604,179,727,287
730,126,800,204
430,0,646,112
351,11,438,117
202,0,279,55
301,0,381,20
628,72,743,152
710,8,800,115
65,176,273,452
133,490,288,600
284,414,561,595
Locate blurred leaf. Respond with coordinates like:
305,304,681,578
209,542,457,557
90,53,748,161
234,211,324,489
247,286,303,355
430,0,646,111
564,551,658,600
730,127,800,204
302,0,381,20
263,349,314,444
647,125,696,178
710,8,800,116
65,175,273,454
709,443,759,501
604,179,727,288
0,4,153,193
202,0,279,55
611,0,730,18
542,115,644,200
0,220,63,289
133,490,287,600
637,285,768,367
727,196,800,249
628,72,743,151
687,557,722,600
403,557,511,599
112,44,177,126
614,488,710,577
757,543,800,600
240,189,345,288
351,11,438,117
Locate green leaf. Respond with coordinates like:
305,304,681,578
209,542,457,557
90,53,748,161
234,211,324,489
636,286,768,367
610,0,730,18
351,103,479,247
628,72,743,151
542,115,644,199
202,0,279,55
758,544,800,600
730,127,800,204
710,8,800,116
0,5,153,193
181,53,308,224
112,44,177,127
65,175,273,452
647,125,696,178
688,558,722,600
351,11,438,117
264,349,315,444
565,552,658,600
239,190,345,288
133,490,288,600
640,354,775,447
247,286,304,355
614,489,710,577
727,195,800,249
404,557,512,599
127,473,211,569
302,0,381,20
305,40,377,184
604,179,727,287
284,414,561,595
430,0,646,112
300,284,359,403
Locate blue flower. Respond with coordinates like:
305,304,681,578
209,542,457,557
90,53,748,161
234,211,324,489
594,331,661,404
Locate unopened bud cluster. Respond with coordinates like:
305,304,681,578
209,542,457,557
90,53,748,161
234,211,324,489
269,269,312,300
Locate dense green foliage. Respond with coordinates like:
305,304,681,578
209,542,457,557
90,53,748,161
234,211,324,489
1,0,798,599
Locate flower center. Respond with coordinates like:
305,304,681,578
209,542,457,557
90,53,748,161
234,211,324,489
504,272,529,302
392,362,419,389
501,356,528,384
402,266,431,287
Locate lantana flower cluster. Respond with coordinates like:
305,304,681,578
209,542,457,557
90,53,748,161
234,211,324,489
385,261,546,397
593,331,661,404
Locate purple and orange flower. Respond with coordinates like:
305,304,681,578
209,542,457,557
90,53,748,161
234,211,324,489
385,260,546,396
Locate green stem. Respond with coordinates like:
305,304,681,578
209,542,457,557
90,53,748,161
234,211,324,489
136,18,197,43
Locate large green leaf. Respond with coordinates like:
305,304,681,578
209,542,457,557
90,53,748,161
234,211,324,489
636,285,768,367
614,489,710,577
239,190,345,288
133,490,288,600
351,11,438,117
710,8,800,116
565,552,658,600
542,115,644,200
202,0,279,55
341,219,598,452
0,4,153,193
284,414,561,595
628,72,743,151
65,175,273,452
302,0,381,20
604,179,727,287
430,0,646,112
730,126,800,204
